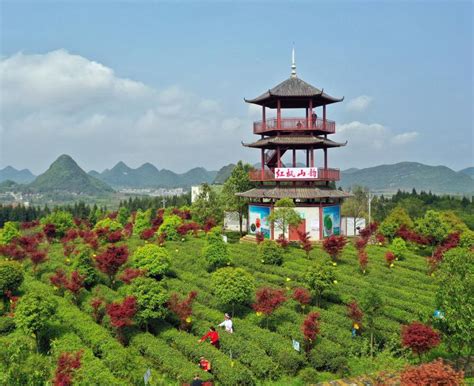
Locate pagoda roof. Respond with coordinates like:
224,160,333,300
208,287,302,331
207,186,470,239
245,76,343,109
242,135,347,149
236,186,352,199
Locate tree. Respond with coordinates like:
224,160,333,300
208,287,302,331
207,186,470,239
95,245,129,284
358,249,368,273
211,267,255,315
435,248,474,368
202,226,231,271
72,246,99,289
268,198,302,240
40,211,74,238
292,287,312,312
133,209,152,237
341,186,368,235
304,263,337,307
30,251,47,275
252,287,286,327
117,206,130,225
167,291,198,331
15,289,57,351
0,260,24,294
118,268,144,284
106,296,137,344
400,359,464,385
360,288,383,357
346,300,363,329
192,183,223,225
322,235,347,262
297,230,313,258
258,240,284,265
221,161,255,235
0,221,20,244
379,206,414,240
415,210,450,245
301,311,320,353
132,244,170,279
391,237,408,260
65,271,85,304
157,215,183,241
53,351,83,386
126,277,168,331
401,321,440,362
385,251,396,267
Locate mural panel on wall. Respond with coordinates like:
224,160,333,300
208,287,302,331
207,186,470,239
249,205,271,239
322,205,341,237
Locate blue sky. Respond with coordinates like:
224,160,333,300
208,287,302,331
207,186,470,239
1,1,472,173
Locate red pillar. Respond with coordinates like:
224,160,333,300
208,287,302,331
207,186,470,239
262,105,266,130
277,99,281,130
306,149,309,167
261,148,265,180
324,148,328,169
277,147,281,168
310,147,314,167
309,99,313,129
323,105,326,132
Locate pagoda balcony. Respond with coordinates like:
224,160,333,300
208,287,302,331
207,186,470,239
249,168,340,182
253,117,335,135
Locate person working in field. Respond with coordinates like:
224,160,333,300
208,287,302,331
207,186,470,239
198,326,220,349
199,357,212,372
218,313,233,333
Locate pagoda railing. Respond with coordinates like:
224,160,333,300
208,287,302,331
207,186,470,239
249,168,340,182
253,117,335,134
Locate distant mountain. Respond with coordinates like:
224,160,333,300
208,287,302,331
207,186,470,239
339,162,474,194
213,164,236,184
29,155,114,194
0,166,36,184
92,162,217,188
459,167,474,179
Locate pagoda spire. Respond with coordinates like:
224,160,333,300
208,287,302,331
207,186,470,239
291,45,297,78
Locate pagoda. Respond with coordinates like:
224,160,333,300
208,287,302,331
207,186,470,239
238,50,351,241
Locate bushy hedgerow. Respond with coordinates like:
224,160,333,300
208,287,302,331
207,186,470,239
391,237,408,260
0,221,20,244
51,333,123,385
130,333,213,383
309,339,349,375
259,240,284,266
202,226,231,271
460,229,474,249
161,328,255,385
41,211,74,237
0,317,15,334
0,260,24,294
132,244,171,279
298,367,320,384
157,215,183,241
94,218,123,232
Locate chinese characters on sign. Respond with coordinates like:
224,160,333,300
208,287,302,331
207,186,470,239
274,167,319,180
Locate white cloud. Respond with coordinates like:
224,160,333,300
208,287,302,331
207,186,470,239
391,131,419,145
346,95,373,112
0,50,251,173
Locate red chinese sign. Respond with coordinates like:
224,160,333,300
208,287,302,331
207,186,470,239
274,167,319,180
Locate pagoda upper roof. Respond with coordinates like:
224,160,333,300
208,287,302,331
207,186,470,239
236,186,352,199
245,76,343,109
242,135,347,149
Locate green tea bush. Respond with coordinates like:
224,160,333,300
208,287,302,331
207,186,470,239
0,260,24,294
203,226,231,271
298,367,319,384
0,221,20,244
392,237,408,260
133,209,152,236
0,317,15,334
309,339,349,375
72,245,100,288
211,267,255,310
259,240,284,266
379,207,413,240
460,230,474,249
40,211,74,237
132,244,171,279
157,215,182,241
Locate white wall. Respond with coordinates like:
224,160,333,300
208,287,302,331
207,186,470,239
341,217,366,236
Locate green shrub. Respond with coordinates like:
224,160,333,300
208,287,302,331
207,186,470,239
392,237,408,260
309,339,349,375
259,240,284,266
460,230,474,249
133,209,152,236
203,226,231,271
157,215,182,241
72,245,100,288
298,367,319,383
40,211,74,237
0,260,24,294
0,317,15,334
379,206,413,240
211,267,255,311
0,221,20,244
415,210,450,244
132,244,171,279
304,263,336,306
94,217,123,232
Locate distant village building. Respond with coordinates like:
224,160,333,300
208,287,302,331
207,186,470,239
238,49,351,241
224,211,248,232
341,217,366,237
191,186,202,203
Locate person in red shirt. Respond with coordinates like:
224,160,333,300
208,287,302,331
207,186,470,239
199,357,211,372
198,326,220,349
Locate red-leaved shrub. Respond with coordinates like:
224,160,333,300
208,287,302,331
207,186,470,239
385,251,396,267
292,287,312,311
400,359,463,385
301,311,320,352
297,230,313,257
139,228,155,240
167,291,198,330
118,268,144,284
253,287,286,316
255,232,264,244
53,350,83,386
322,235,347,261
106,296,137,344
347,300,363,328
358,249,368,273
401,321,441,359
95,245,129,283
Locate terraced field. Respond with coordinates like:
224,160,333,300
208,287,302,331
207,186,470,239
1,221,445,385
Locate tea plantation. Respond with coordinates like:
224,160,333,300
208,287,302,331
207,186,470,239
0,211,471,385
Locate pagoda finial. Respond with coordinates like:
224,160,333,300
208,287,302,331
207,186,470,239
291,44,297,78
